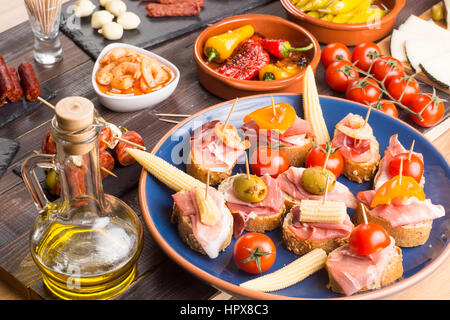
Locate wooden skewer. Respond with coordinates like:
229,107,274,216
363,106,372,127
38,96,55,110
159,118,180,124
271,96,277,117
205,170,210,199
113,135,146,150
224,97,239,128
322,143,332,171
360,203,369,224
399,157,404,185
322,171,330,205
408,139,416,161
244,152,250,180
101,167,118,178
155,113,191,118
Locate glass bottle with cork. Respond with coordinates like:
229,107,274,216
22,96,143,300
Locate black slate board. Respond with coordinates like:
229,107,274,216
60,0,276,60
0,87,56,129
0,138,19,179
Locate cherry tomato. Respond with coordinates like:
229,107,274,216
233,232,276,274
371,56,405,87
387,75,420,107
321,42,351,69
345,77,381,105
305,143,344,177
371,99,398,118
351,42,381,71
349,222,391,255
410,93,445,127
325,60,359,92
388,152,424,183
250,146,289,178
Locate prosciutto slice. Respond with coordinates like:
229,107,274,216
357,190,445,227
172,188,232,259
288,205,353,241
276,167,357,209
240,117,313,147
222,174,285,238
326,238,395,296
374,134,424,190
190,120,245,172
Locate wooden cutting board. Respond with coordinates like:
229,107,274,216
377,1,450,95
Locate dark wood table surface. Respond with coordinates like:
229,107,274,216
0,0,449,300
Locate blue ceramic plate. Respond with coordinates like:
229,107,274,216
139,94,450,299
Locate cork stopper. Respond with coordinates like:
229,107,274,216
54,97,96,155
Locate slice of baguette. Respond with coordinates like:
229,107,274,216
355,202,433,247
280,137,314,168
171,202,233,256
342,152,380,183
186,151,234,186
218,175,286,233
326,245,403,295
282,209,351,256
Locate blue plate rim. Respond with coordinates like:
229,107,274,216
138,93,450,300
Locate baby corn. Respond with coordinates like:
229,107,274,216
299,200,347,224
126,148,205,192
303,66,330,145
240,248,327,292
194,187,220,226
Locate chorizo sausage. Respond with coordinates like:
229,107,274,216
99,149,115,179
114,131,144,166
7,67,23,102
18,62,41,102
146,2,201,17
0,64,13,104
98,126,114,151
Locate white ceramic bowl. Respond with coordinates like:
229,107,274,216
92,43,180,112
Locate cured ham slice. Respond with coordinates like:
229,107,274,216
277,167,357,209
172,188,232,258
326,238,395,296
288,205,353,241
357,190,445,227
190,120,245,172
221,174,285,237
331,113,379,163
241,117,313,147
374,134,424,190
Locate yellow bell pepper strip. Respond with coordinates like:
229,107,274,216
243,102,297,134
331,0,372,23
259,64,292,81
291,0,310,6
321,13,335,21
306,11,320,18
348,7,385,24
301,0,334,12
203,25,254,63
370,175,426,208
320,0,365,14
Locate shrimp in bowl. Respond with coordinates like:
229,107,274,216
92,43,180,112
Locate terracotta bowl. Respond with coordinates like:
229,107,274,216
280,0,406,45
193,14,321,100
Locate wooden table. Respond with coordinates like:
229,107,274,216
0,0,449,300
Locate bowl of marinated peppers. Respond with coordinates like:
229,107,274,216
193,14,321,99
280,0,406,45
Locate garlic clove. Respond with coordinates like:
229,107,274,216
117,11,141,30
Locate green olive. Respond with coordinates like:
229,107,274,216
301,167,336,195
232,174,268,203
45,169,59,195
431,4,444,21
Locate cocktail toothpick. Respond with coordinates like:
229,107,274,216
408,139,416,161
224,97,239,128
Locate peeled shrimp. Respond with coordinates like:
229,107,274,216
141,57,169,88
96,62,117,85
110,62,141,90
100,47,129,65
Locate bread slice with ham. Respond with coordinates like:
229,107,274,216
171,187,233,258
326,238,403,296
187,120,247,186
331,113,380,183
218,174,286,238
356,190,445,247
276,166,358,210
282,204,354,256
241,117,314,167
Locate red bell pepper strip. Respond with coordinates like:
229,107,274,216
261,39,313,59
216,36,270,80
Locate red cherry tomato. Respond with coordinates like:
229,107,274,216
345,77,381,105
325,60,359,92
349,222,391,255
371,99,398,118
305,143,344,177
233,232,276,274
387,75,420,107
410,93,445,127
388,152,424,183
351,42,381,71
250,146,289,178
321,42,351,69
371,56,405,87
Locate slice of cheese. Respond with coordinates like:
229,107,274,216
405,38,450,72
420,52,450,88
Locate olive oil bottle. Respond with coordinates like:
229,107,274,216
22,97,143,300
